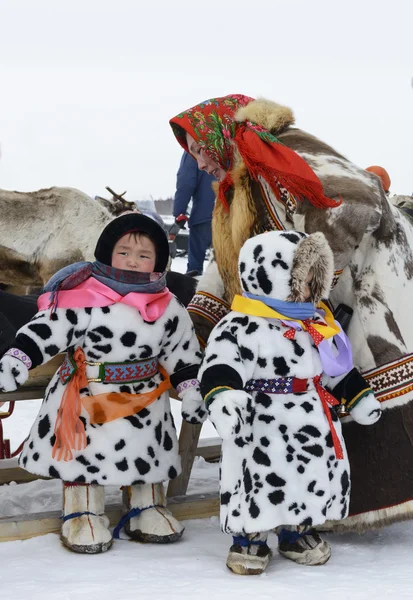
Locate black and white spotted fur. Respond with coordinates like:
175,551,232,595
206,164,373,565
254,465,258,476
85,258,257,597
13,296,202,485
200,232,351,534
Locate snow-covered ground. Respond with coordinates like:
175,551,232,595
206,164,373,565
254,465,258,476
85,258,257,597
1,514,412,599
1,256,413,599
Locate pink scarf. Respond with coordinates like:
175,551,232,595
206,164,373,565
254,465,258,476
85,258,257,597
37,277,173,322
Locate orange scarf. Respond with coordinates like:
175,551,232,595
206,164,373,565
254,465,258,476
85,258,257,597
52,347,171,462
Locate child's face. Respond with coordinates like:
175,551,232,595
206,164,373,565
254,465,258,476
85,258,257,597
111,233,156,273
303,269,314,301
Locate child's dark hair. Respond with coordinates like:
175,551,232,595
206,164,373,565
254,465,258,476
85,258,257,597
128,231,157,250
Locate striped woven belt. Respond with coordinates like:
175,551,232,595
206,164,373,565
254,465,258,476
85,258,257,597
245,375,343,459
59,352,159,385
245,376,308,394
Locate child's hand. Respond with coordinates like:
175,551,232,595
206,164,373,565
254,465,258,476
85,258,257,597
350,392,382,425
207,389,252,440
180,385,207,425
0,354,30,392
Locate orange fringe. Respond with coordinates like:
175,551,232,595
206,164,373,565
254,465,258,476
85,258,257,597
52,347,171,462
52,347,88,462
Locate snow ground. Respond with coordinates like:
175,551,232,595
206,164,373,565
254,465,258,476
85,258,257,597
1,256,413,599
1,518,412,600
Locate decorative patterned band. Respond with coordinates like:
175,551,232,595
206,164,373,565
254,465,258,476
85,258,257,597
188,292,230,327
60,353,159,385
331,269,344,289
5,347,32,370
363,353,413,402
176,379,200,396
346,388,372,410
245,377,308,395
204,385,234,406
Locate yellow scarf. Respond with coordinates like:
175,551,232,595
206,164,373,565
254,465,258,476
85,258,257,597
231,295,339,341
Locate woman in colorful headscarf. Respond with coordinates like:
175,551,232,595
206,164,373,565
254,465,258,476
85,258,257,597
170,95,413,565
170,96,341,344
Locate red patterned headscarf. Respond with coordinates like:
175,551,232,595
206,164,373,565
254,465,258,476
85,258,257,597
170,94,339,211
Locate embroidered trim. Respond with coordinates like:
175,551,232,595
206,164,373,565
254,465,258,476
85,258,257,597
59,351,77,385
100,359,158,383
246,374,342,459
245,376,308,394
363,353,413,402
204,385,233,405
347,388,371,411
176,378,199,396
59,353,159,385
259,178,287,231
331,268,343,289
188,292,230,327
278,183,298,222
4,348,32,370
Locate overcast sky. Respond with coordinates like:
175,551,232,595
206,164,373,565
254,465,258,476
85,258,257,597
0,0,412,202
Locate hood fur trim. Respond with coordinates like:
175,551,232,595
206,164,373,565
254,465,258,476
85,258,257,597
288,232,334,303
235,98,295,135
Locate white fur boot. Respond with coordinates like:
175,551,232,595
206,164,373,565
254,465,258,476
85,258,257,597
121,482,184,543
60,483,112,554
226,532,272,575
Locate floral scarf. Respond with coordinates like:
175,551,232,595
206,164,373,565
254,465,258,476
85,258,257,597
170,94,339,212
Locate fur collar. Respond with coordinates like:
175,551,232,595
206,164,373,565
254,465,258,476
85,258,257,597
235,98,295,135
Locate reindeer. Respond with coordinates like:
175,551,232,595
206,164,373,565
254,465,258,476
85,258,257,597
94,186,135,216
0,186,133,290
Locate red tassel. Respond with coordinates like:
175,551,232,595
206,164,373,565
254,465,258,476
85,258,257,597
218,173,234,212
314,376,343,460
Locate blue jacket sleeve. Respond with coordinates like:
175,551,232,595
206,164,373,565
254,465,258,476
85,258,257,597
173,153,198,217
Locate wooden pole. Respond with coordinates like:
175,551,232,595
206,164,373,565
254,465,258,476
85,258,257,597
167,422,203,498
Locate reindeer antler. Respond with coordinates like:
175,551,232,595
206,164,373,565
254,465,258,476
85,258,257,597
105,186,127,202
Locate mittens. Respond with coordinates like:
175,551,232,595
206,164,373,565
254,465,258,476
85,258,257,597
178,380,207,425
207,389,252,440
349,392,382,425
0,353,30,392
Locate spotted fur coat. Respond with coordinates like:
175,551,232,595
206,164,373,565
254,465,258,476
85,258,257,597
199,231,357,534
200,310,350,535
13,297,202,485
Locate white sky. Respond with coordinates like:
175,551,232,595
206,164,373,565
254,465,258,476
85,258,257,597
0,0,412,201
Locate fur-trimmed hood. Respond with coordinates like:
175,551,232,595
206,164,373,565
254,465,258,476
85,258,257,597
238,230,334,304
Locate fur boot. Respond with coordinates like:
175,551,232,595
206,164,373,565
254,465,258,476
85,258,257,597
122,482,184,543
277,526,331,566
60,483,112,554
226,532,272,575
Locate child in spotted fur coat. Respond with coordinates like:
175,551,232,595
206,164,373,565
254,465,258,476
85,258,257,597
0,212,206,553
199,230,381,575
